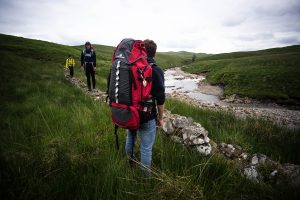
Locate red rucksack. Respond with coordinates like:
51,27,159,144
107,39,153,149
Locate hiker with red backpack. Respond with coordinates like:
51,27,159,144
107,39,165,173
81,41,96,91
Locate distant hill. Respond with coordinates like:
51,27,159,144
198,45,300,61
157,51,208,67
1,33,299,105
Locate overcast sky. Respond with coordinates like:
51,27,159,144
0,0,300,53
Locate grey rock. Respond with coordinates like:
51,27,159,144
240,153,248,160
251,155,259,165
281,163,300,187
181,126,209,146
162,119,175,134
244,166,259,182
172,116,193,128
218,143,244,159
251,154,267,166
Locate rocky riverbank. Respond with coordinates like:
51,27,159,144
166,68,300,129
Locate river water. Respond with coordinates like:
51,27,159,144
164,68,221,103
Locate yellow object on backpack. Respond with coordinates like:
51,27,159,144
65,58,75,69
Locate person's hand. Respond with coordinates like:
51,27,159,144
93,67,96,71
157,118,164,128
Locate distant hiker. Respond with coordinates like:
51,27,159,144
65,54,75,78
81,41,96,91
107,39,165,174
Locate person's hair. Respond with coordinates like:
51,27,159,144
144,39,157,58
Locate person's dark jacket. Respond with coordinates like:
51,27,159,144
81,49,96,67
147,57,165,122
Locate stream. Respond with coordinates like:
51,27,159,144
164,68,223,104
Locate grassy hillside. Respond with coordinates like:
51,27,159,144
183,45,300,105
156,51,208,68
0,34,299,199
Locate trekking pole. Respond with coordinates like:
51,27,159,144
131,130,137,159
114,125,119,149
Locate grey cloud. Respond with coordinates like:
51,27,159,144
163,41,198,50
1,0,300,53
277,36,300,44
234,33,274,41
253,0,300,17
222,16,247,27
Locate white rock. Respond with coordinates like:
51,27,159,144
192,138,205,145
251,155,259,165
244,166,259,182
230,147,236,153
270,170,278,177
240,153,248,160
204,136,210,143
196,144,212,156
251,154,267,165
162,119,174,134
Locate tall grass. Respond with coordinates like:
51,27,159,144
165,99,300,164
1,34,300,199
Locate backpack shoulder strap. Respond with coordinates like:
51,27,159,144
149,62,157,67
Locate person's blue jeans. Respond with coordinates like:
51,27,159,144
125,119,156,169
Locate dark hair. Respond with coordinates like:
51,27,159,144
144,39,157,58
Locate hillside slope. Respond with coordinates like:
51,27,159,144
183,45,300,105
0,34,299,199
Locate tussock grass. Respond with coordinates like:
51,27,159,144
166,98,300,164
1,34,300,199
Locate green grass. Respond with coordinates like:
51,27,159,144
166,99,300,164
183,45,300,105
155,51,208,68
1,34,300,199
